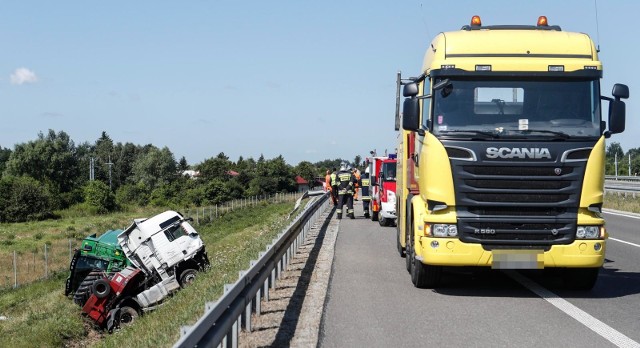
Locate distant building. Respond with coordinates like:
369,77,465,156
295,175,309,192
182,170,200,179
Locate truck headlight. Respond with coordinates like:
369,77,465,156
432,224,458,237
576,226,600,239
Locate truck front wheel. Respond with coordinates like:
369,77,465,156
118,306,140,326
563,267,600,290
407,232,442,288
179,269,197,288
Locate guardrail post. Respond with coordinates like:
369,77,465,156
255,288,261,315
264,279,270,301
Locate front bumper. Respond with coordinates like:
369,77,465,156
380,201,397,219
416,237,606,268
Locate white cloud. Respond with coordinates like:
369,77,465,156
10,68,38,85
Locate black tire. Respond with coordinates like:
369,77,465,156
405,229,412,272
379,216,388,226
73,270,103,306
179,269,198,288
563,267,600,290
92,278,111,299
397,224,405,258
411,255,442,289
118,306,140,326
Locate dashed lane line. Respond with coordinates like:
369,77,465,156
506,270,640,348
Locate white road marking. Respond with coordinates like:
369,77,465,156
610,238,640,248
505,270,640,348
603,210,640,220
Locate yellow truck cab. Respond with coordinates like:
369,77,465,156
396,16,629,289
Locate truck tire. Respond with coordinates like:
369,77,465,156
118,306,140,326
407,222,442,288
73,270,103,306
563,267,600,290
396,224,405,258
405,230,412,272
92,278,111,299
379,217,387,226
179,269,197,288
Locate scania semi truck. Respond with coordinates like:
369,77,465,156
396,16,629,289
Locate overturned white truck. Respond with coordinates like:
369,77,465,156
82,211,209,331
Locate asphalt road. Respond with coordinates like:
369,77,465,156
319,205,640,348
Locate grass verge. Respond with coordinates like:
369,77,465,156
0,199,298,347
603,192,640,214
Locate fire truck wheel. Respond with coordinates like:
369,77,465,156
378,217,388,226
92,278,111,299
179,269,198,288
119,306,139,326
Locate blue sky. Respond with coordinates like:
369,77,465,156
0,0,637,166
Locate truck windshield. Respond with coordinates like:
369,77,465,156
429,77,601,139
76,256,109,271
381,162,396,182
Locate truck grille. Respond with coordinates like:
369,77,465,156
452,159,586,247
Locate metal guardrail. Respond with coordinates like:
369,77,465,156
173,191,330,348
605,175,640,182
605,178,640,193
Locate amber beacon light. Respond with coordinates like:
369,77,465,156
470,15,482,27
537,16,548,26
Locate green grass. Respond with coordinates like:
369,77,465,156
603,192,640,214
0,199,298,348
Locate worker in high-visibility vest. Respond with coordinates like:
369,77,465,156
352,168,361,201
336,162,356,219
360,167,371,218
330,167,338,205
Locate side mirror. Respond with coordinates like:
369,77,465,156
612,84,629,99
402,98,420,131
609,99,626,134
403,83,418,97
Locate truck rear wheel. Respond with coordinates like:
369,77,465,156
563,267,600,290
379,217,387,226
73,270,103,306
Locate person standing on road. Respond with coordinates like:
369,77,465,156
330,167,338,205
352,167,361,201
360,167,371,218
336,163,356,219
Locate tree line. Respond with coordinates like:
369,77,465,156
605,142,640,176
0,130,349,223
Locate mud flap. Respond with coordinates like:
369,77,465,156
106,307,120,333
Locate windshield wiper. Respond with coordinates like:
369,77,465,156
519,129,570,139
438,130,500,139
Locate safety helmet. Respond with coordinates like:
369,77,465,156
340,162,347,171
365,167,370,174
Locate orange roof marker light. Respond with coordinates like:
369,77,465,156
537,16,548,27
471,15,482,27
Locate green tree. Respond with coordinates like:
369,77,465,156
295,161,319,188
0,176,53,222
197,152,232,181
83,180,116,213
606,142,625,175
0,146,11,174
4,130,80,208
130,146,177,190
178,156,189,171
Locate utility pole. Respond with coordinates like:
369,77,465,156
629,153,632,176
105,155,114,189
90,157,95,181
615,153,618,178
